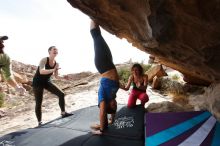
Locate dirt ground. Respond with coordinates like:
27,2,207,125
0,75,171,136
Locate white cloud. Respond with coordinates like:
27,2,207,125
0,0,149,74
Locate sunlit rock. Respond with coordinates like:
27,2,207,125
68,0,220,85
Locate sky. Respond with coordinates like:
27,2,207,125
0,0,149,75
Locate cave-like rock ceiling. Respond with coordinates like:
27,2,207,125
68,0,220,86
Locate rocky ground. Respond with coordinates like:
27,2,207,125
0,69,100,136
0,70,173,136
1,60,219,137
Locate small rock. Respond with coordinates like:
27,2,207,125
0,110,6,118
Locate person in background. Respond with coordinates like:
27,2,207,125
121,63,149,108
90,19,119,135
0,35,26,95
32,46,72,126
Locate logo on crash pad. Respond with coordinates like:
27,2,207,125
113,116,134,129
0,140,15,146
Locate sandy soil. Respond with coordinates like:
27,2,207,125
0,76,171,137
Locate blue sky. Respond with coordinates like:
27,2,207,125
0,0,149,74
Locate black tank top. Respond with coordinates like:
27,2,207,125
32,57,56,86
132,82,146,92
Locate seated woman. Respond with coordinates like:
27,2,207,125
121,63,149,108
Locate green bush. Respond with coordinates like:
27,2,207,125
160,77,184,95
118,63,152,84
172,74,180,81
118,68,131,84
142,64,152,73
0,92,4,107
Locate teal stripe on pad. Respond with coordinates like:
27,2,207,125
146,111,211,146
211,122,220,146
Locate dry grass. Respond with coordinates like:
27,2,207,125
0,93,4,107
169,93,188,105
160,77,185,94
171,74,180,81
160,77,190,106
117,63,152,84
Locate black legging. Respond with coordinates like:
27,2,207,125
33,82,65,122
90,27,115,74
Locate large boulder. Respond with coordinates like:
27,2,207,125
151,76,160,89
13,72,28,84
189,83,220,121
146,64,167,82
147,101,193,113
67,0,220,85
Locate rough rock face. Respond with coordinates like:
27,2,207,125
189,83,220,121
0,61,36,93
67,0,220,85
146,64,167,82
147,101,192,113
12,60,37,75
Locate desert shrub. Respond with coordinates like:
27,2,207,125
171,74,180,81
159,77,190,105
118,68,131,84
118,63,152,84
142,64,152,73
160,77,185,95
0,92,4,107
172,94,189,105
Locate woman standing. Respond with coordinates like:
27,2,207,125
0,35,26,95
32,46,72,126
121,63,149,108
